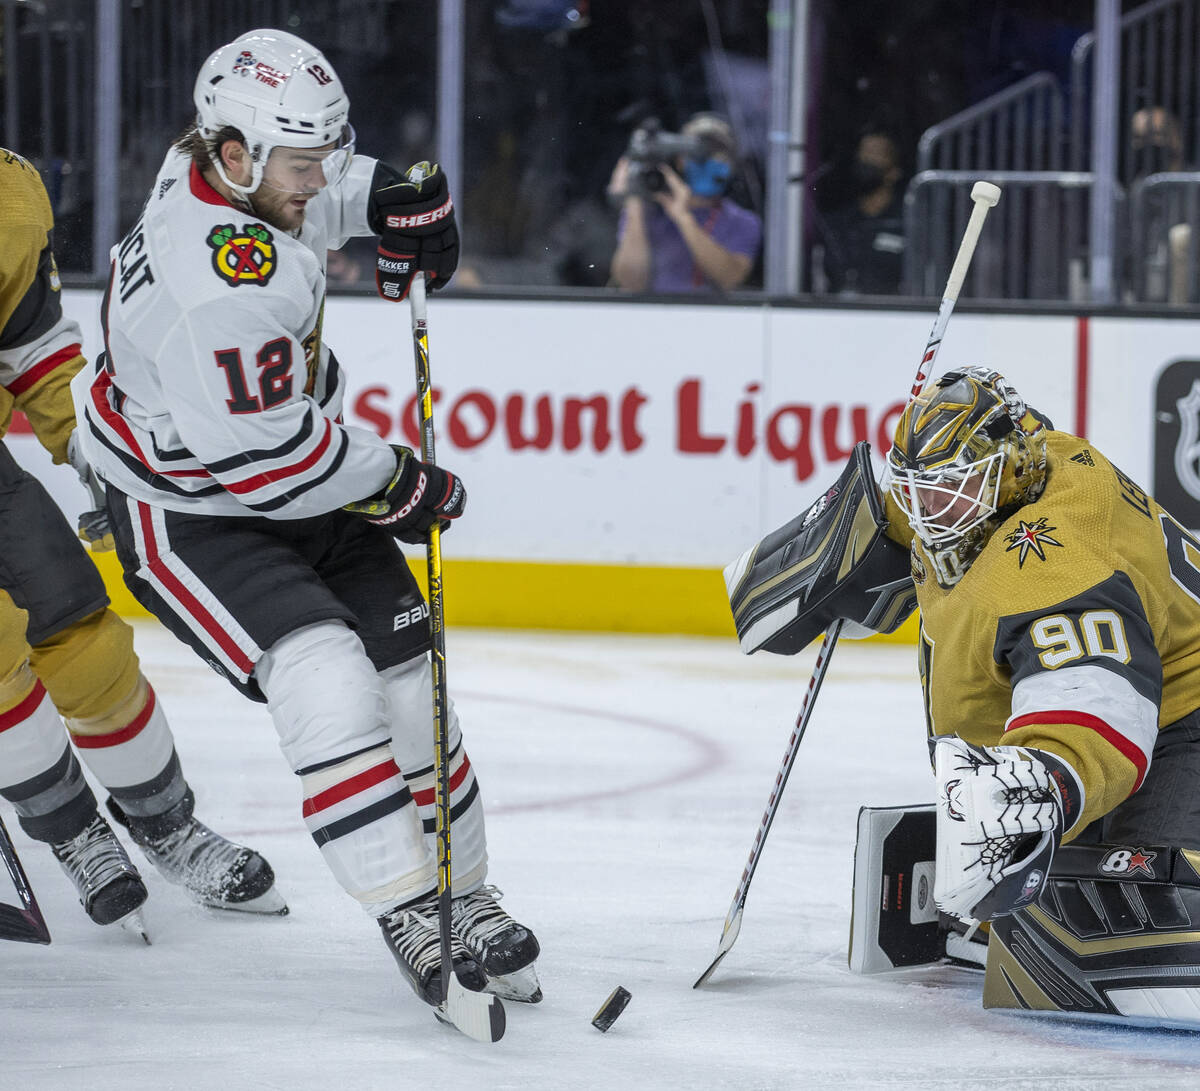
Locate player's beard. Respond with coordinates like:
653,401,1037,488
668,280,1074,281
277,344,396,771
247,185,313,234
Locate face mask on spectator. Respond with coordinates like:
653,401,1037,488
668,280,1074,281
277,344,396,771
684,157,731,197
851,160,889,195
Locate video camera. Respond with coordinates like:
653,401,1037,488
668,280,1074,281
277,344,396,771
625,119,706,196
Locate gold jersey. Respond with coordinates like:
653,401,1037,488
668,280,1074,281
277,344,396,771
0,147,86,463
886,430,1200,838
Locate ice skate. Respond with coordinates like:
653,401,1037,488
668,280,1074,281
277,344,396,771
452,885,542,1003
108,797,287,915
379,891,488,1008
51,813,149,932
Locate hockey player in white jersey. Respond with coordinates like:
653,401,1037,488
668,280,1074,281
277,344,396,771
71,29,540,1011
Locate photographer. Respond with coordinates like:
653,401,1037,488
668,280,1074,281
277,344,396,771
608,114,762,294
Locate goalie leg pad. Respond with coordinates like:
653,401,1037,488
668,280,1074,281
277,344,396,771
849,804,944,973
985,843,1200,1027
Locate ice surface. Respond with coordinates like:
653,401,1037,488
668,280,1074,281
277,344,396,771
3,623,1200,1089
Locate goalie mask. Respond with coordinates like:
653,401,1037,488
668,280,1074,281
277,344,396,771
194,28,355,202
887,367,1047,588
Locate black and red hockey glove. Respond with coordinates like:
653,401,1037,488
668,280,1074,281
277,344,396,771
344,444,466,543
369,160,459,301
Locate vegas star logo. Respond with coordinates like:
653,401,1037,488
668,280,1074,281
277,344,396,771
1003,516,1063,567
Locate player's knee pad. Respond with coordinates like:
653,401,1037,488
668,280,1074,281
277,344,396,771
985,842,1200,1026
380,654,461,768
256,621,390,771
380,656,487,893
298,741,433,915
27,607,140,727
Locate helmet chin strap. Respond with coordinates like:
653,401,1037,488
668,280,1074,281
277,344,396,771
208,148,264,210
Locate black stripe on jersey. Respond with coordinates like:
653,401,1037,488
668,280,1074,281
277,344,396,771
419,777,479,835
85,410,227,498
0,236,62,350
295,741,385,778
205,409,316,474
241,428,350,513
993,570,1162,706
318,352,341,409
309,786,413,847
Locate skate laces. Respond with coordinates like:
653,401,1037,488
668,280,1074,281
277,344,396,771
52,816,137,902
382,899,471,976
144,819,246,893
451,885,517,944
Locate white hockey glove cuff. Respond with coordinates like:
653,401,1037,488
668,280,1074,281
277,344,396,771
67,429,115,552
933,736,1083,925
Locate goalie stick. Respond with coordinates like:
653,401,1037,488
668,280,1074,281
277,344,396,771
694,181,1002,989
404,228,504,1043
0,812,51,945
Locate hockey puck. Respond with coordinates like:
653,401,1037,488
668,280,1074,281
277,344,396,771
591,985,631,1032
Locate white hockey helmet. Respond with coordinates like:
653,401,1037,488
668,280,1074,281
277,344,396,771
194,28,355,200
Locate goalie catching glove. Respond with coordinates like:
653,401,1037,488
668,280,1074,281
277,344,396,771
344,445,466,543
369,160,459,301
933,736,1083,925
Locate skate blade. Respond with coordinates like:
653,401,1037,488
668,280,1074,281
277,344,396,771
433,975,506,1042
117,907,151,945
484,963,542,1003
199,885,289,916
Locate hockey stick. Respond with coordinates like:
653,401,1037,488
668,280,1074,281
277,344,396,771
407,269,506,1044
694,181,1002,989
0,812,51,944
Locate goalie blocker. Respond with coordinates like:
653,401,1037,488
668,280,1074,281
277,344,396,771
724,442,916,656
849,804,1200,1028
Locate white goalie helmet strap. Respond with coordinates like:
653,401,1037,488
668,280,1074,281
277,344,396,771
193,28,352,200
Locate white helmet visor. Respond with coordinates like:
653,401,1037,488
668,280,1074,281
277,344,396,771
259,123,356,195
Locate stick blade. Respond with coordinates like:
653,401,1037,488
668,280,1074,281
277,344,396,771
0,902,51,945
693,904,744,988
435,976,506,1042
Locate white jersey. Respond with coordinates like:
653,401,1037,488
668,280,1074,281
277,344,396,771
72,148,396,519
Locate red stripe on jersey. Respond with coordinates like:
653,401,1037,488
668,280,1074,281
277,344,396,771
91,368,209,478
301,758,402,818
189,163,239,207
71,687,157,749
0,681,48,732
222,416,334,495
1006,709,1148,791
136,503,256,675
411,753,473,808
4,343,82,396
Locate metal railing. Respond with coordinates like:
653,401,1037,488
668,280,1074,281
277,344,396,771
903,171,1117,302
1071,0,1200,180
916,73,1066,175
1130,173,1200,303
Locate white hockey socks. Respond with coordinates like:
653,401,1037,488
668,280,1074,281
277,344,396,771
258,622,436,914
383,656,489,895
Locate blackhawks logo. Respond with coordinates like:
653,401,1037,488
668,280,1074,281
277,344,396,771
207,223,276,286
1003,516,1063,567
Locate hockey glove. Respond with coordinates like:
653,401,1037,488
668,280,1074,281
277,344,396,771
369,160,459,301
67,430,115,552
933,735,1082,925
344,444,466,543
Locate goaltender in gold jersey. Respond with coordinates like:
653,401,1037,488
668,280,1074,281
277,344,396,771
725,364,1200,1027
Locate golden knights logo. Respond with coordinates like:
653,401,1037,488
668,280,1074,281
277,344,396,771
207,223,276,286
1003,516,1063,567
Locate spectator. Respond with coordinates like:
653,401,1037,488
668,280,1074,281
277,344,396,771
1127,105,1192,303
818,131,906,296
608,114,762,294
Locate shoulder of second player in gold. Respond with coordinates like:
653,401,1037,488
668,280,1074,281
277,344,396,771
0,147,56,336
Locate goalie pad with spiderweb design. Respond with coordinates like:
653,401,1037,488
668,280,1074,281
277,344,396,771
724,442,917,656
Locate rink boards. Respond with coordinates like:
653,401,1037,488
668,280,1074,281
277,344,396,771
11,291,1200,636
